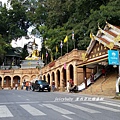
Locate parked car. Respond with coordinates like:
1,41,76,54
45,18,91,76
32,80,51,92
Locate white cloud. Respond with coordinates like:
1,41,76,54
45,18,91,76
0,0,7,5
0,0,11,9
11,35,43,52
0,0,43,51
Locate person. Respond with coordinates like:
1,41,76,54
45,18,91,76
69,79,74,87
52,81,55,92
102,67,106,77
21,82,24,90
15,84,18,90
69,84,78,93
25,81,29,91
90,73,94,83
29,82,32,90
67,80,70,92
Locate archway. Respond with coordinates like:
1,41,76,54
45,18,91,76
47,74,50,84
4,76,11,88
69,64,74,80
52,72,55,81
22,75,29,82
57,70,60,87
31,75,36,81
43,75,46,81
13,76,20,87
62,67,66,87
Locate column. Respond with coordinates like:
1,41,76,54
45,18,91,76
2,76,4,89
74,65,78,85
83,65,87,89
46,75,48,83
55,73,58,89
66,67,70,81
50,74,52,87
60,70,64,91
11,76,13,89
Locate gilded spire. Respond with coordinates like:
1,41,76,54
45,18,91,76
90,31,94,40
98,23,101,30
32,39,36,45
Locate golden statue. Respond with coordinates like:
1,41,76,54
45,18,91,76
25,39,40,60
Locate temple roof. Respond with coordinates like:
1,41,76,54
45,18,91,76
86,22,120,57
77,22,120,68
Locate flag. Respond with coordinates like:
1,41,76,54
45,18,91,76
56,46,58,53
64,63,66,69
60,41,63,48
90,32,94,40
46,51,48,58
72,31,74,40
51,52,53,61
64,36,68,43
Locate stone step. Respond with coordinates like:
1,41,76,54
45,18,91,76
81,72,117,96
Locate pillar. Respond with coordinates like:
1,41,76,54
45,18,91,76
74,65,78,85
60,70,64,88
2,76,4,89
46,75,48,83
11,76,13,89
60,70,65,91
66,66,70,82
50,73,52,87
83,65,87,89
55,72,58,89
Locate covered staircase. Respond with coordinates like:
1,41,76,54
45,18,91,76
80,70,117,96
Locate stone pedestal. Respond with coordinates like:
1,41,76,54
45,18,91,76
20,59,44,69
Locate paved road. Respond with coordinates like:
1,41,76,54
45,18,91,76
0,89,120,120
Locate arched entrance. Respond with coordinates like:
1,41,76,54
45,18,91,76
69,65,74,79
4,76,11,88
57,70,60,87
22,75,29,82
43,75,46,81
13,76,20,88
52,72,55,81
62,68,66,87
47,74,50,84
31,75,36,81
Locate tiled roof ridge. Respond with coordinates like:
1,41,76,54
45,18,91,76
84,22,120,60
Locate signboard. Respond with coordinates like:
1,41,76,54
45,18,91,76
108,50,119,65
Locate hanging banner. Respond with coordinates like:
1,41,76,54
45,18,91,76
108,50,119,65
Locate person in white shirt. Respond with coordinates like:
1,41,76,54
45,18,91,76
67,80,70,92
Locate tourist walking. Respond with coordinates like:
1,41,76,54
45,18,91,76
52,81,55,92
26,81,29,91
67,80,70,92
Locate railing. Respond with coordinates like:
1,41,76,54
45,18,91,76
78,70,102,91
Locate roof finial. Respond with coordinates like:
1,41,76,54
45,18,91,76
106,20,108,24
98,23,101,30
33,39,36,45
90,30,94,40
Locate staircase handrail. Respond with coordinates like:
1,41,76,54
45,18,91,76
78,70,102,91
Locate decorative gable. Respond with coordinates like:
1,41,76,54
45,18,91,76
88,41,109,60
82,22,120,62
